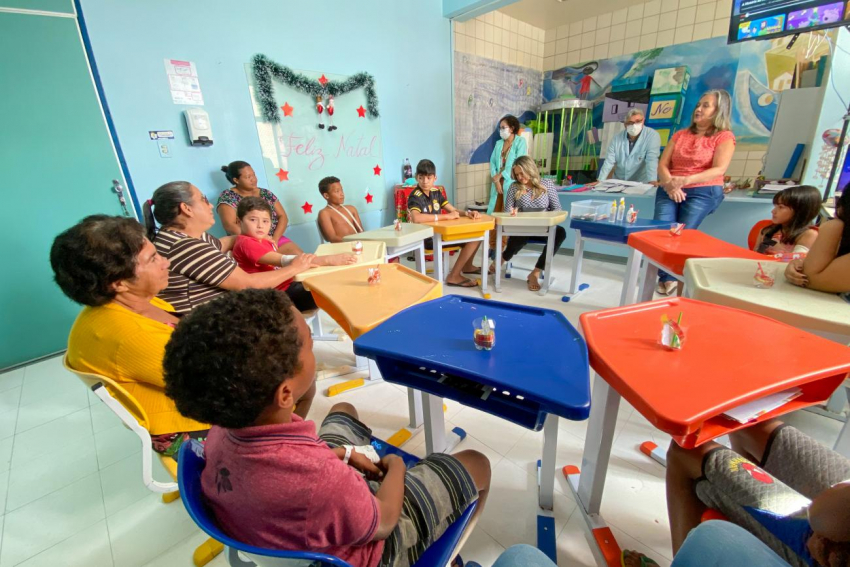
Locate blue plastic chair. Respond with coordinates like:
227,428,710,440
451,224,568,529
178,439,479,567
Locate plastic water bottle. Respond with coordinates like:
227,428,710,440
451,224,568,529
402,159,413,182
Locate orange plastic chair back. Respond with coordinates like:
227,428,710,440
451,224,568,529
748,220,773,250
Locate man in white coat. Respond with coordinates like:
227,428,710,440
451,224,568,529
594,108,661,184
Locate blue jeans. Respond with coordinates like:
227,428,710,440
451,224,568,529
653,185,724,282
673,521,791,566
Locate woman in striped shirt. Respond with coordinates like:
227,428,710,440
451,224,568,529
500,156,566,292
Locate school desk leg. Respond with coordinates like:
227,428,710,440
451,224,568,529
535,413,559,562
577,374,620,515
495,225,503,293
570,230,585,294
835,383,850,457
433,234,445,283
481,233,490,297
422,391,464,455
414,242,426,275
637,260,660,303
407,389,423,429
541,226,556,296
619,249,643,306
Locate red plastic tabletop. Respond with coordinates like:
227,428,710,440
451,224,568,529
579,297,850,448
627,229,769,276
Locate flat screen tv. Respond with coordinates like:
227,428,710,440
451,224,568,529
729,0,850,44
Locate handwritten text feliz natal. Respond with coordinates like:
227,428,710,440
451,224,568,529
278,131,379,170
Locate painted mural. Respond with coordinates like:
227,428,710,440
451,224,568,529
543,35,829,151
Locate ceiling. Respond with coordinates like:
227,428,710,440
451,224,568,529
498,0,646,30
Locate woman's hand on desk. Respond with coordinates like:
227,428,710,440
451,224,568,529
785,259,808,287
466,210,481,220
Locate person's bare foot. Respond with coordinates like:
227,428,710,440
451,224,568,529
445,276,477,288
527,272,541,292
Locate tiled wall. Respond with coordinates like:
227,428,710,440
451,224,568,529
541,0,766,180
453,12,546,210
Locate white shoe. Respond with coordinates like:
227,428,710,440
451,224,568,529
656,281,677,295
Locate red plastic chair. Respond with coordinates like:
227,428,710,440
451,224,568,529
747,220,773,251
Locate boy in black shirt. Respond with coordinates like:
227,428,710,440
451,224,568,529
407,159,482,287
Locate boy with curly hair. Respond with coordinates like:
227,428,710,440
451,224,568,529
163,290,490,566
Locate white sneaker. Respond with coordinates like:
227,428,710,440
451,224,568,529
656,281,677,295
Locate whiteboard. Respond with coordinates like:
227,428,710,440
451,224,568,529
245,65,385,226
764,87,824,179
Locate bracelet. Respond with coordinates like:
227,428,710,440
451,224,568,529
343,445,353,464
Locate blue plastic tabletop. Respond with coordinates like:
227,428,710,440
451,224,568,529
570,217,677,244
353,295,591,429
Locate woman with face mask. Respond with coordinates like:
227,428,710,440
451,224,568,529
594,108,661,184
477,115,528,268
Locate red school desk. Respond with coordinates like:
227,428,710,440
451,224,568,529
565,297,850,566
627,229,772,303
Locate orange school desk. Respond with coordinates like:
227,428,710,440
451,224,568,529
417,215,495,297
566,297,850,566
302,263,442,444
626,229,771,303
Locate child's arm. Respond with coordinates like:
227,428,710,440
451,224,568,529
409,209,459,223
254,251,316,277
371,455,407,540
317,210,343,243
310,253,358,267
444,202,481,220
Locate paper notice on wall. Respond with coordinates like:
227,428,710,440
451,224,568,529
164,59,204,105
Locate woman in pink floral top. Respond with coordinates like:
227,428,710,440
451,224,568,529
654,89,736,295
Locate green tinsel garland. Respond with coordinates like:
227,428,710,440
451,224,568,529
252,54,380,123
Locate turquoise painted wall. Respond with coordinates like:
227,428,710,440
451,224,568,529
78,0,454,251
443,0,518,20
0,0,72,12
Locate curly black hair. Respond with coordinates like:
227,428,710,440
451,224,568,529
163,289,303,428
50,215,147,306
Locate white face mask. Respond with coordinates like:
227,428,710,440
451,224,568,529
499,127,511,140
625,123,643,137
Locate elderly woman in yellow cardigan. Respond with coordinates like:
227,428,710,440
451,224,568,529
50,215,315,459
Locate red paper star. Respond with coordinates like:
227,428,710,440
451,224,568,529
281,102,294,117
318,74,328,86
301,201,313,214
365,192,374,204
373,164,382,176
275,169,289,182
356,105,367,118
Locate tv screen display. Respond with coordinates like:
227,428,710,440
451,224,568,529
729,0,850,44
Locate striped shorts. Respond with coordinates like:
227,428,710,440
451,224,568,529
318,412,478,567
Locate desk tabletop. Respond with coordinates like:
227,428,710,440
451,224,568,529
354,295,591,424
627,229,768,276
342,223,434,248
684,258,850,337
492,211,567,227
294,241,386,282
418,215,495,237
302,263,442,340
580,297,850,448
570,217,676,244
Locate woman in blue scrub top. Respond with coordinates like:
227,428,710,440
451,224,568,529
487,115,528,254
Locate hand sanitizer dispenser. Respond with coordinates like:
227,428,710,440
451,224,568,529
184,108,213,146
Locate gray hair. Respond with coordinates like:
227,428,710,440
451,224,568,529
623,108,645,122
143,181,195,240
689,89,732,135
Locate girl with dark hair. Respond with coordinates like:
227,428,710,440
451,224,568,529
754,185,821,256
217,161,302,254
785,184,850,293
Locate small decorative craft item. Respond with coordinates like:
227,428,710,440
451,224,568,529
753,262,775,288
659,312,685,350
510,207,518,217
367,267,381,285
670,223,685,236
626,205,638,224
393,219,402,231
351,240,363,255
472,316,496,351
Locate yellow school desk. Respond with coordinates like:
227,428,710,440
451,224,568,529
342,224,433,274
302,263,442,445
417,215,495,297
294,241,386,282
492,211,567,296
684,257,850,457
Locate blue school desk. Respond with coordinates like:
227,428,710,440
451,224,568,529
353,295,591,561
568,217,676,305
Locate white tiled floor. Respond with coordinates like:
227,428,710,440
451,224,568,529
0,252,843,566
